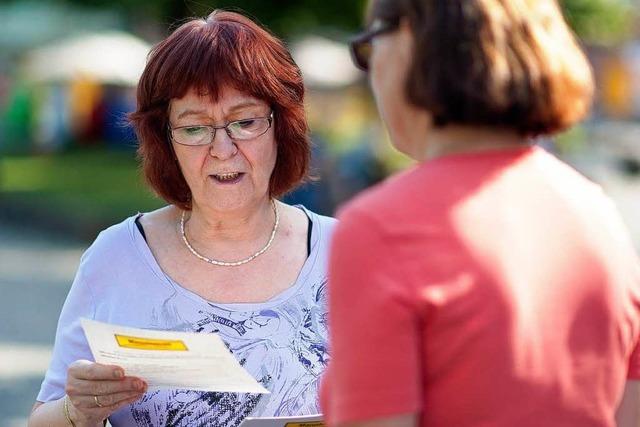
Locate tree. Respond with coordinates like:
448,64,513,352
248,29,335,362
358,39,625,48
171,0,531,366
44,0,639,43
53,0,367,38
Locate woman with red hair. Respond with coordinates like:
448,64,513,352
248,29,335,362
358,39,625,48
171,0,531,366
29,10,335,427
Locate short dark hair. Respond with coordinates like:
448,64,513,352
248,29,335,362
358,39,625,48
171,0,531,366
368,0,594,136
129,10,310,210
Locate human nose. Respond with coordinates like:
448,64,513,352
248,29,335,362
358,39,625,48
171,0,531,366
208,127,238,160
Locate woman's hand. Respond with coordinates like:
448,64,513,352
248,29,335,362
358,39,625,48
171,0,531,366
65,360,147,426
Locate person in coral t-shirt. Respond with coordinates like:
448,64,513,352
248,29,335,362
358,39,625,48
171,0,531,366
321,1,640,427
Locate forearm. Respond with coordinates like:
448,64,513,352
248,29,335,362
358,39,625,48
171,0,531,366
28,399,103,427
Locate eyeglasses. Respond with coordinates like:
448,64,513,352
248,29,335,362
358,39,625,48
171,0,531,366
169,112,274,146
349,18,400,71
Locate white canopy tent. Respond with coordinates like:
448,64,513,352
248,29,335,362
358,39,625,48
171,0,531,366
23,32,359,89
291,36,362,89
22,31,151,87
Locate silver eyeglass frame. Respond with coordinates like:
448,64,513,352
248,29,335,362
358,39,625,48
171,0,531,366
168,111,274,146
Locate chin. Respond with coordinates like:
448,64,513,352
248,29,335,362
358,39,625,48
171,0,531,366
377,102,407,146
207,191,269,214
385,126,416,159
209,197,250,213
191,190,242,212
393,143,415,159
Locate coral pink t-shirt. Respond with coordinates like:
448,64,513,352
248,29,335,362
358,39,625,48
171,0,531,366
322,146,640,427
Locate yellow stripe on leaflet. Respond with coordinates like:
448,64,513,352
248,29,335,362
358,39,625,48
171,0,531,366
285,423,324,427
115,334,188,351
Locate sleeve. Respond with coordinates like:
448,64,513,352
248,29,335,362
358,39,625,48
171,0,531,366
36,248,97,402
321,208,422,425
629,336,640,379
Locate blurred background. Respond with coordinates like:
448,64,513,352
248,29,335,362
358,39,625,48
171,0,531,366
1,0,640,425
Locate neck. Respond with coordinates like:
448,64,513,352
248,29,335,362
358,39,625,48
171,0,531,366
403,113,531,162
184,198,275,246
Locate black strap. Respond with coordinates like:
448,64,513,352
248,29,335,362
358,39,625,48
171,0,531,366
306,215,313,257
135,214,147,242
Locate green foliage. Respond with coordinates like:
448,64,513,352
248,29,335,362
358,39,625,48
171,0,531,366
58,0,368,37
561,0,636,45
38,0,638,42
0,149,163,236
183,0,368,36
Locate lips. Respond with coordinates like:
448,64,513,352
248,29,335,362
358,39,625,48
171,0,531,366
210,172,244,184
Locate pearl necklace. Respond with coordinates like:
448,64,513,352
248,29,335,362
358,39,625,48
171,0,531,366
180,200,279,267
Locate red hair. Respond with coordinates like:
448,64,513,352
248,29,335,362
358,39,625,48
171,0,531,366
129,10,310,209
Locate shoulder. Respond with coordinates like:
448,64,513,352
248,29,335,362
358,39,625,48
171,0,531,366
89,215,137,254
308,210,338,233
79,213,144,275
294,205,337,239
286,204,337,268
61,214,143,306
87,205,178,268
138,205,178,231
